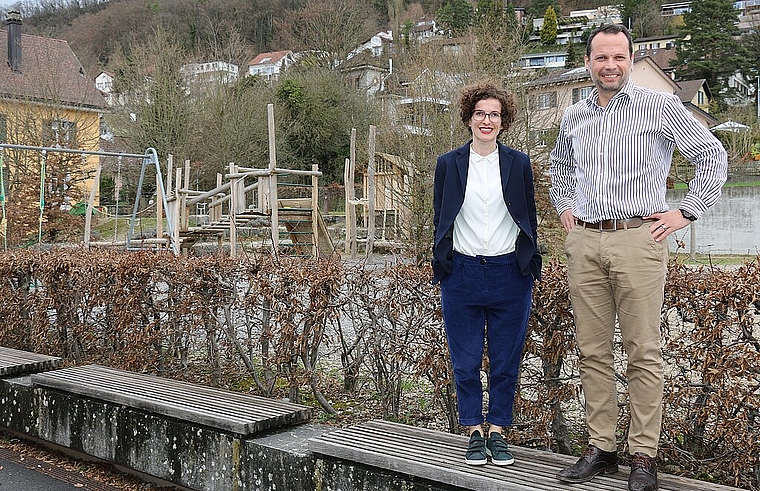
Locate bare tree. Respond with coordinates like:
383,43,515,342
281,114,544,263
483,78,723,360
111,28,193,162
274,0,379,69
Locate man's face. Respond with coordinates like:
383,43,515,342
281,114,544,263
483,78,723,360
584,32,633,98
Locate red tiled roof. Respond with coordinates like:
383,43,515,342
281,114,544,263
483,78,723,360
248,50,291,67
0,29,106,110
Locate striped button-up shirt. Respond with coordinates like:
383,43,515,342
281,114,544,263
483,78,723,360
549,79,727,222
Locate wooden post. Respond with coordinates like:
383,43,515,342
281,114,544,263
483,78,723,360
311,163,319,258
267,103,279,256
214,173,222,222
166,154,173,196
156,179,164,246
689,223,696,261
183,159,191,229
216,172,223,251
344,158,353,256
173,167,181,253
229,162,237,258
155,157,165,242
346,128,356,259
366,125,376,258
83,164,101,249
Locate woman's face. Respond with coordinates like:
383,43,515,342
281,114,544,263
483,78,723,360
468,97,502,146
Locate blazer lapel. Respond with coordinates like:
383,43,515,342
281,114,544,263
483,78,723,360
498,144,514,198
455,143,470,194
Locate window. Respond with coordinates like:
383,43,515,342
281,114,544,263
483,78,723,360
697,90,705,105
535,92,558,109
45,119,77,148
572,86,594,103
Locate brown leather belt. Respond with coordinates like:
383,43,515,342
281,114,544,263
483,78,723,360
575,217,654,231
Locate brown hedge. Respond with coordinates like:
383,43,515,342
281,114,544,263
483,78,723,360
0,249,757,489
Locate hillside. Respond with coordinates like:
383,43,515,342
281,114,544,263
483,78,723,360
7,0,389,74
4,0,616,75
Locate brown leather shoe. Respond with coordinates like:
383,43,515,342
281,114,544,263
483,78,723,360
628,453,658,491
556,445,618,483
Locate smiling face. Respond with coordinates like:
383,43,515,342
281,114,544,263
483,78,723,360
468,98,502,149
585,31,633,105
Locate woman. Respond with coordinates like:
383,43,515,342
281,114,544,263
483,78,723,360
432,81,541,466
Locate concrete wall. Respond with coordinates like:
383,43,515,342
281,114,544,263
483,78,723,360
667,185,760,256
0,376,465,491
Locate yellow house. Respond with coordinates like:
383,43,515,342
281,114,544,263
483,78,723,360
0,10,106,241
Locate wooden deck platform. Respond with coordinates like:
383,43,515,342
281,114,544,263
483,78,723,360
309,419,742,491
31,364,311,436
0,347,61,377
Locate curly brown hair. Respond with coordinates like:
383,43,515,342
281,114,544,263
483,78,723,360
458,81,517,135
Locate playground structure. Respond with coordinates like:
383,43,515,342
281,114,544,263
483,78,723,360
0,104,335,258
0,103,418,259
138,155,334,258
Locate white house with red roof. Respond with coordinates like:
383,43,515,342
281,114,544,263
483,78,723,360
247,50,295,81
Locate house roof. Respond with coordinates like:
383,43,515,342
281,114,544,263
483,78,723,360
0,29,106,110
633,35,678,43
524,66,590,87
340,50,390,71
634,48,677,73
674,78,710,103
248,50,292,67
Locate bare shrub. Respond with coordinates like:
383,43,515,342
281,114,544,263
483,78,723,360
1,249,758,488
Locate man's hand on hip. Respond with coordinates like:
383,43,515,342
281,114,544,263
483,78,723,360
645,210,693,242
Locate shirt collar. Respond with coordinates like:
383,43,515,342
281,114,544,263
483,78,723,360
469,144,499,162
586,78,635,108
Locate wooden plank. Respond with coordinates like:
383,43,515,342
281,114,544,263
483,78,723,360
0,347,62,377
31,365,311,436
309,420,742,491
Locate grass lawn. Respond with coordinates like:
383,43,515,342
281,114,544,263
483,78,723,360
671,252,758,266
92,217,162,241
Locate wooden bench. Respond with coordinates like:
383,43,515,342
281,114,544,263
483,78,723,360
31,364,311,435
309,419,741,491
0,347,61,377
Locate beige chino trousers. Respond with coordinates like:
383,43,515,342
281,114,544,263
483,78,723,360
565,224,669,457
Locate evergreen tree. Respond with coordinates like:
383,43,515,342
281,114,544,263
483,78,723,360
540,6,558,45
673,0,749,108
565,33,583,69
744,30,760,77
437,0,473,37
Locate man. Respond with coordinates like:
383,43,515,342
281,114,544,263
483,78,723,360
549,24,727,491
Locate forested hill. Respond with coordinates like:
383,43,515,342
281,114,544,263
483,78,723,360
3,0,617,75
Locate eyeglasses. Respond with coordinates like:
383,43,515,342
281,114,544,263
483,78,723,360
472,110,502,122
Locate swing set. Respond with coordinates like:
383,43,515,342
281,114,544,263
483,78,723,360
0,143,179,254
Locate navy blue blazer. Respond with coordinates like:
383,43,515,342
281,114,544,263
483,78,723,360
432,141,542,284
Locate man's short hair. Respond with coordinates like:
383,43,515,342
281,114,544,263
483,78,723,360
586,24,633,57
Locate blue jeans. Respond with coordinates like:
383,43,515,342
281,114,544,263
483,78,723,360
440,251,533,427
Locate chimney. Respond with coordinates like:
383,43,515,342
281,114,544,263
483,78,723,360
6,9,22,73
